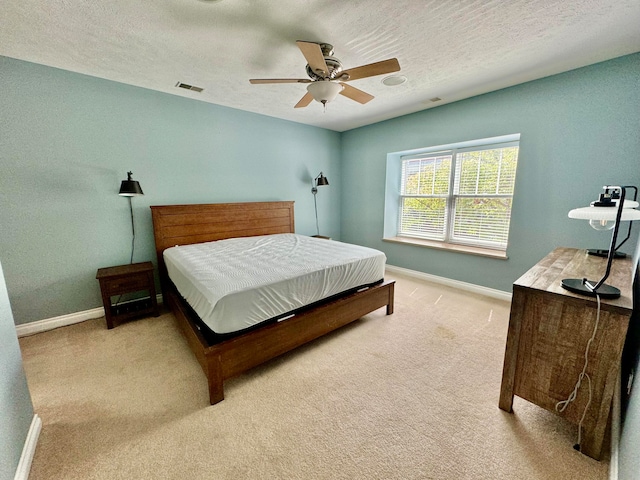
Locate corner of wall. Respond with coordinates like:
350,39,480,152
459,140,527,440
13,415,42,480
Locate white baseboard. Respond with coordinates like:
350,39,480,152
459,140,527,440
16,295,163,338
14,414,41,480
385,264,512,302
609,371,621,480
16,307,105,337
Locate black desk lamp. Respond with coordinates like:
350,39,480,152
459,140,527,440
562,185,640,298
311,172,329,237
118,172,144,263
577,186,638,258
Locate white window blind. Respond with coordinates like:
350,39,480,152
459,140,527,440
399,141,519,250
400,153,451,240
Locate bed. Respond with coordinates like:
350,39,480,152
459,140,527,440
151,201,395,405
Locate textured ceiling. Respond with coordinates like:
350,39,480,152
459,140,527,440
2,0,640,132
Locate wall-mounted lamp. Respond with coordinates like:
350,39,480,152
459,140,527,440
118,171,144,196
562,185,640,298
118,172,144,263
311,172,329,237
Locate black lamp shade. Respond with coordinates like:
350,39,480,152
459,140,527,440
316,173,329,186
118,172,144,196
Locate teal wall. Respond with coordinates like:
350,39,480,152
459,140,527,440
0,260,34,480
0,56,342,325
2,46,640,480
341,53,640,292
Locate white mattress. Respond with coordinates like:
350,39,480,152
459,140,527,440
163,233,386,334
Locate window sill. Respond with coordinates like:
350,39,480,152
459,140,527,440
382,236,508,259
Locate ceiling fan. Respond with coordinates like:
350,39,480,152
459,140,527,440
249,41,401,108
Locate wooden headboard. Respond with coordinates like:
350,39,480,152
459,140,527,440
150,201,295,290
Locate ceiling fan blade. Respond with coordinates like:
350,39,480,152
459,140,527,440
296,41,329,77
250,79,311,84
340,58,400,82
339,83,374,104
294,92,314,108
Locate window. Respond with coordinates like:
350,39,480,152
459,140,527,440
398,140,519,251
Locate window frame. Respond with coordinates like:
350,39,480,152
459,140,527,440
397,139,519,252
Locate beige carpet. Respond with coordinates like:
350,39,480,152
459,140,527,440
19,272,609,479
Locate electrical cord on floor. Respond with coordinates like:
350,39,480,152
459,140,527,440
555,293,601,452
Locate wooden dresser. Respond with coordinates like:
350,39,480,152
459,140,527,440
499,247,634,460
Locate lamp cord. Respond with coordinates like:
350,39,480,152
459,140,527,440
114,198,136,309
313,190,320,236
555,293,600,451
128,196,136,264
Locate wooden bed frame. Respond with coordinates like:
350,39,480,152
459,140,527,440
150,201,395,405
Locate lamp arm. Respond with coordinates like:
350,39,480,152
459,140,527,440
586,186,625,292
614,222,633,253
128,196,136,264
312,188,320,236
613,186,637,253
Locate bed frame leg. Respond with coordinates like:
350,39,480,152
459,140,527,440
207,356,224,405
386,282,395,315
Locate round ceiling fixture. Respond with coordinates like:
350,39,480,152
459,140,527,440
307,81,344,105
382,75,407,86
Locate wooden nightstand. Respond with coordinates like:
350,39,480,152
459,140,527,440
499,247,633,460
96,262,160,329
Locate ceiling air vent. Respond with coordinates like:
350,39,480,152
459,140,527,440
176,82,204,93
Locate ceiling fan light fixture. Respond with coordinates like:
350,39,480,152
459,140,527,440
307,81,343,105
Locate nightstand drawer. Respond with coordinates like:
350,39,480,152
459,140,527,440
104,274,149,295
